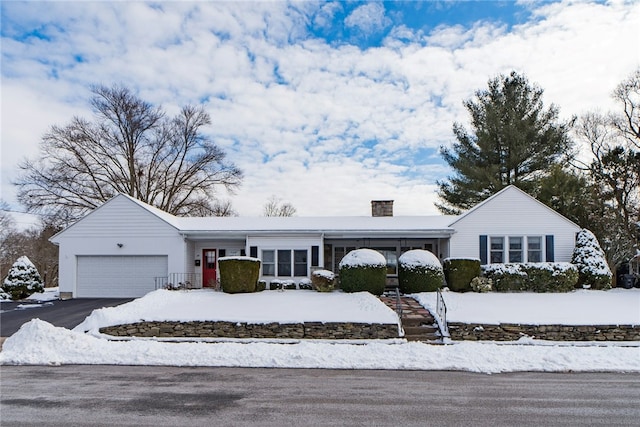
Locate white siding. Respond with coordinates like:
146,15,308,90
247,235,323,281
54,195,186,298
449,187,580,263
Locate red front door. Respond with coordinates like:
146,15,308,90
203,249,217,288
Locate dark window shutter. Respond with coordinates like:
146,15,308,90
250,246,258,258
311,246,319,267
545,235,554,262
240,249,246,256
479,235,488,264
219,249,226,258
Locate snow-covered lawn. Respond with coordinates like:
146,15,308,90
25,287,60,303
1,289,639,373
414,288,640,325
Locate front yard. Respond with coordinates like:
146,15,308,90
1,288,639,373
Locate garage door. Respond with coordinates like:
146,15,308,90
76,256,168,298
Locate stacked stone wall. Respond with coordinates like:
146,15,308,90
448,322,640,341
100,321,399,340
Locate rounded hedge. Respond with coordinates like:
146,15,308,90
218,256,261,294
442,258,481,292
398,250,444,293
339,249,387,295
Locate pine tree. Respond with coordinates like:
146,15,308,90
571,229,612,290
3,256,44,300
436,71,573,214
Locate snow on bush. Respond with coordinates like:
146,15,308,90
339,249,386,268
398,250,444,293
339,249,387,295
2,256,44,300
482,262,578,292
470,277,492,293
0,287,11,300
571,229,612,290
311,270,335,292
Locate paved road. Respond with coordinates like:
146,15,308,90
1,366,639,426
0,298,133,336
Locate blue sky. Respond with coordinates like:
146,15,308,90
1,0,638,225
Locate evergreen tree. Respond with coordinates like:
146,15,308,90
571,229,612,290
3,256,44,300
436,71,573,214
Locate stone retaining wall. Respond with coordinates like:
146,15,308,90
448,322,640,341
100,321,399,340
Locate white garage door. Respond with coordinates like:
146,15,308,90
76,256,168,298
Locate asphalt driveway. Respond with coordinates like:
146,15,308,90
0,298,133,336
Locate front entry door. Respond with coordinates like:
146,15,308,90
203,249,217,288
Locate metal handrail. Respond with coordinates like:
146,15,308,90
155,273,202,290
435,288,449,338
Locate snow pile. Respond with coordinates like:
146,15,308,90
2,319,639,373
413,289,640,325
25,287,59,302
339,249,386,268
2,256,44,300
74,289,400,332
398,249,441,270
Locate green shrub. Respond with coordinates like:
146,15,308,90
2,256,44,300
257,280,267,292
571,229,612,290
218,257,261,294
470,277,492,293
398,250,444,293
311,270,335,292
482,263,578,292
521,263,578,292
298,279,313,290
338,249,387,295
442,258,481,292
482,264,528,291
269,280,283,290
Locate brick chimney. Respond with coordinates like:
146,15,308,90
371,200,394,217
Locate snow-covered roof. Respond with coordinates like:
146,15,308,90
117,194,458,237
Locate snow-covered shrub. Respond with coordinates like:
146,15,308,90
482,263,578,292
470,277,492,293
298,278,312,290
521,263,578,292
311,270,335,292
0,287,12,300
442,258,481,292
398,250,444,293
218,256,261,293
269,280,283,290
339,249,387,295
571,229,612,290
257,280,267,291
482,264,528,291
2,256,44,300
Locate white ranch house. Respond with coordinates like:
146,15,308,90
51,185,581,299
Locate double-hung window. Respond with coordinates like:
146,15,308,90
490,237,505,263
527,236,542,262
508,237,523,263
262,250,275,276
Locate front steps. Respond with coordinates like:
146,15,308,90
379,295,442,342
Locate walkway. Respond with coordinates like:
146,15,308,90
379,295,441,342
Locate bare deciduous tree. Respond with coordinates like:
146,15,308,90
263,195,297,217
15,84,242,224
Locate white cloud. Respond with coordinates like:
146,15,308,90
344,2,390,35
1,0,638,224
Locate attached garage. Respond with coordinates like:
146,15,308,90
76,256,168,298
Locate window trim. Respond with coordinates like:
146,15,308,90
488,235,544,264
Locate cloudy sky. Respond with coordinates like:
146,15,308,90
1,0,638,226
